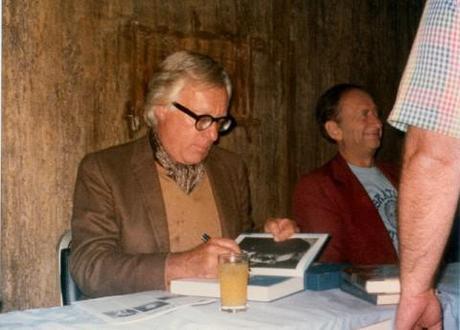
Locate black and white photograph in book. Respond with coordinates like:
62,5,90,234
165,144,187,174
239,237,313,269
236,233,327,270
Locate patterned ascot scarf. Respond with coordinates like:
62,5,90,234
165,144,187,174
149,130,205,194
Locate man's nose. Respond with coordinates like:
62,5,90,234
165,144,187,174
204,122,219,141
370,113,382,127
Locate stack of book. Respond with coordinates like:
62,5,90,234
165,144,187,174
340,264,400,305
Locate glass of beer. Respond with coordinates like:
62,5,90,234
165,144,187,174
218,252,249,313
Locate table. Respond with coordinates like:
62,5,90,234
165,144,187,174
0,264,457,330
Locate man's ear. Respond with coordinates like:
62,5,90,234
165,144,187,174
325,120,342,142
155,105,168,121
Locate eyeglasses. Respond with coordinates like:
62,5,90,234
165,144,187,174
172,102,234,133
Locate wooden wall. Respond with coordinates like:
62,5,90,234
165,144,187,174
1,0,424,311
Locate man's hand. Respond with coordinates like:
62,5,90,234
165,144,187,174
264,218,299,241
396,290,442,330
165,238,240,284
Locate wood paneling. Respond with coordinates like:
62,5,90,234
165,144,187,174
1,0,424,310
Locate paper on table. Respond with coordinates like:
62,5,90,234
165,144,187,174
75,291,216,324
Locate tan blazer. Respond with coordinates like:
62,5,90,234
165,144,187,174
70,135,253,298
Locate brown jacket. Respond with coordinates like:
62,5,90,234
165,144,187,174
70,135,252,297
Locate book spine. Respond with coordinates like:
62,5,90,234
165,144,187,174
340,272,367,291
305,263,350,291
340,280,377,305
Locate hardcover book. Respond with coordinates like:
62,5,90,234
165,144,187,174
170,275,304,302
340,280,400,305
341,264,400,293
170,233,328,302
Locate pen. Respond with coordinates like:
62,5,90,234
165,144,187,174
201,233,211,243
202,233,249,257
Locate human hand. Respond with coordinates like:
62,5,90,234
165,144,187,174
166,238,240,281
395,289,442,330
263,218,299,242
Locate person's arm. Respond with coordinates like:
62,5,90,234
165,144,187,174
70,155,169,297
165,237,240,283
396,126,460,330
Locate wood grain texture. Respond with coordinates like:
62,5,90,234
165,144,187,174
2,0,423,310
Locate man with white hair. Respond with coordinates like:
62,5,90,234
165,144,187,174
70,51,297,298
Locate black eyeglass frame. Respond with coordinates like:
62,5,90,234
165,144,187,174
172,102,234,133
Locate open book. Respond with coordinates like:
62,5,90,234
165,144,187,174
170,233,328,302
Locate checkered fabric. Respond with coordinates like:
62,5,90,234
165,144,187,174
388,0,460,138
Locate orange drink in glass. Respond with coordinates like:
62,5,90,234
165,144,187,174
218,253,249,312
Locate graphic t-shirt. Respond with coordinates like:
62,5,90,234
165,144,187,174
349,164,399,253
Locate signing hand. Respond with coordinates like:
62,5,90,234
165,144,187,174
264,217,299,242
166,238,240,283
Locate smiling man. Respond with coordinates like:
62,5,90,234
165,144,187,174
293,84,399,265
70,51,297,298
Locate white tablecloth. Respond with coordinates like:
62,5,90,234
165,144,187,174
0,264,458,330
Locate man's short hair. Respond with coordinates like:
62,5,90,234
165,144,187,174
315,83,370,143
143,51,232,127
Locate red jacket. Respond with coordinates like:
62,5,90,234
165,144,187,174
293,153,399,265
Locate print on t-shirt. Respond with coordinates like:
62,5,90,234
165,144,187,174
348,164,399,252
